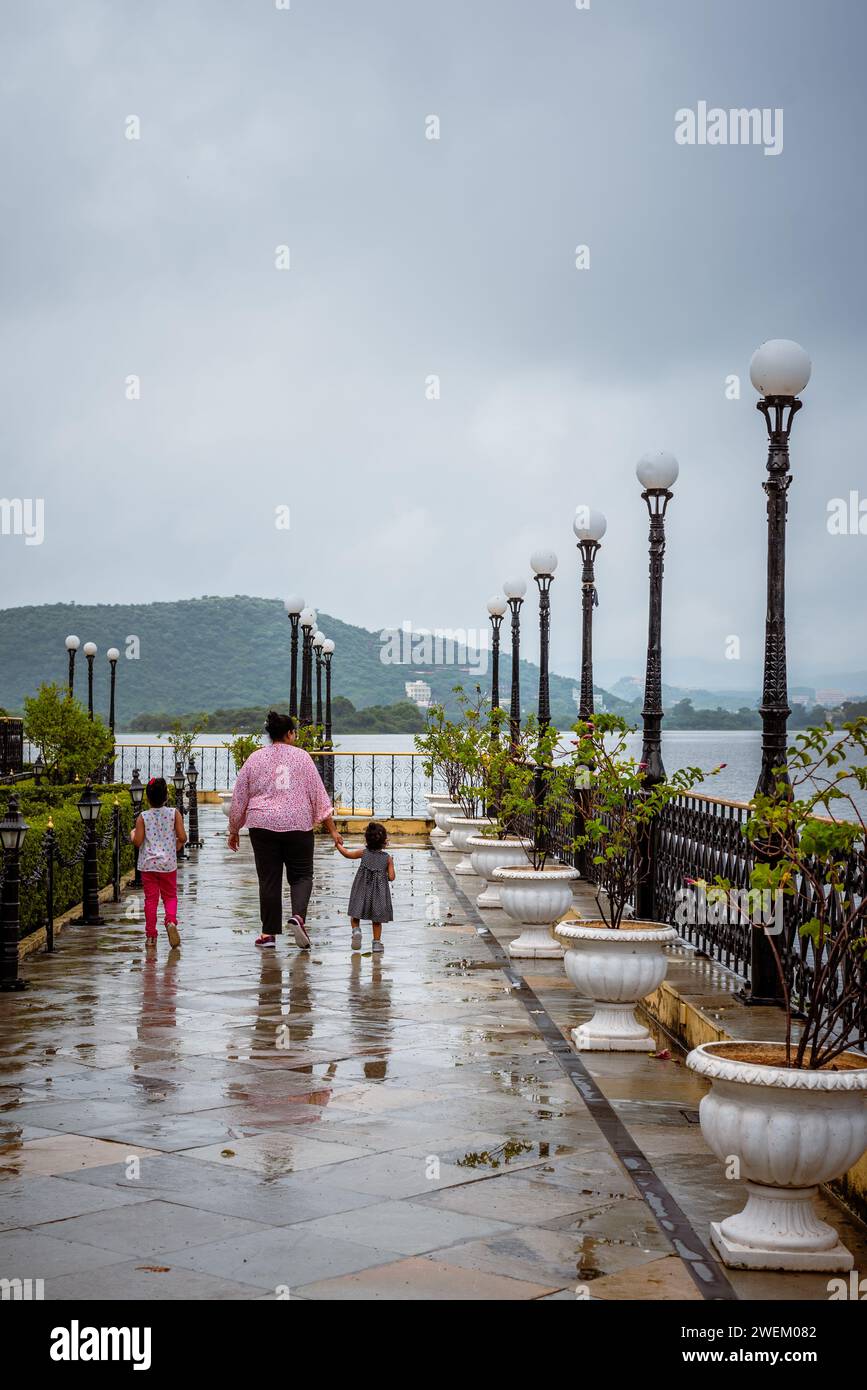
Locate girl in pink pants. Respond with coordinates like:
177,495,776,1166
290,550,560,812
131,777,187,948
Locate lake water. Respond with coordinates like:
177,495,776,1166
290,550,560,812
110,729,866,814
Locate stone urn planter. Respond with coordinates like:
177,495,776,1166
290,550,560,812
466,836,533,908
686,1041,867,1272
433,802,462,849
493,864,577,959
554,919,677,1052
444,815,492,875
426,793,455,841
220,792,233,818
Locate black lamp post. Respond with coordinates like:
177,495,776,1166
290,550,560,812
313,631,325,729
83,642,97,719
486,596,506,724
503,578,526,751
75,781,104,925
746,338,812,1005
0,795,28,991
530,551,557,733
129,767,144,886
173,763,186,860
284,595,305,720
322,638,334,798
573,509,607,720
299,608,316,726
65,634,80,697
33,754,44,787
186,756,202,849
750,340,811,800
106,647,119,781
635,451,679,920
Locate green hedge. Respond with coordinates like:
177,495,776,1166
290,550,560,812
0,780,124,818
17,792,135,937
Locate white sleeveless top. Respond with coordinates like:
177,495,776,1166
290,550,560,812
138,806,177,872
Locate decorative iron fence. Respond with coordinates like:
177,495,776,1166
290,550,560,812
99,745,444,819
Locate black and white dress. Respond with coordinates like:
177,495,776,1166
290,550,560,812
347,848,393,923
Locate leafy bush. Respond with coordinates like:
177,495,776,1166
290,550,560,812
23,684,115,784
16,791,135,936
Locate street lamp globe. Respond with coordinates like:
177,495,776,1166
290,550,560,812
530,550,558,577
636,451,679,491
284,594,305,615
300,607,316,629
749,339,811,398
65,635,80,651
106,647,120,663
503,578,527,600
487,595,507,617
573,508,607,542
313,631,325,649
322,638,335,655
83,642,97,658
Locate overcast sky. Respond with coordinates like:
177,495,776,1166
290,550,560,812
2,0,865,691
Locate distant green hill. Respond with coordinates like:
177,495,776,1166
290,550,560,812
0,596,601,727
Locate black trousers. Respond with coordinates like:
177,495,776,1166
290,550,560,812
248,829,315,934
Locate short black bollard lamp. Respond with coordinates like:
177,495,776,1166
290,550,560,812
76,781,105,925
573,507,607,721
33,753,44,786
129,767,145,886
503,577,527,752
0,795,29,991
173,763,187,859
186,756,202,849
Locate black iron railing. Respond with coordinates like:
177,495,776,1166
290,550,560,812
94,746,444,819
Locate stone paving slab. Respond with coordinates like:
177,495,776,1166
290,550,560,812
0,807,864,1301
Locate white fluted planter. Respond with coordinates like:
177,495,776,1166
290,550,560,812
555,919,676,1052
686,1041,867,1271
467,836,533,907
445,816,492,875
434,802,462,849
426,794,455,840
494,865,577,959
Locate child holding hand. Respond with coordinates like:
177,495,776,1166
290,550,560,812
337,821,394,953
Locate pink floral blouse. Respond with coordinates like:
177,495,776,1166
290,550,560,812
228,744,333,835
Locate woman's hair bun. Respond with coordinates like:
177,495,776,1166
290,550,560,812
265,709,295,742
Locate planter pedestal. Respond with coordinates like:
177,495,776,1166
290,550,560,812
711,1184,853,1272
572,1001,658,1053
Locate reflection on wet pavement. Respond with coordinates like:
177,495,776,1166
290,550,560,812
0,808,864,1300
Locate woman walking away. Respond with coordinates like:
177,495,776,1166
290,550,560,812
338,821,395,953
131,777,185,949
228,710,344,948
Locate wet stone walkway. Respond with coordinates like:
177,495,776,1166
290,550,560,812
2,808,865,1301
